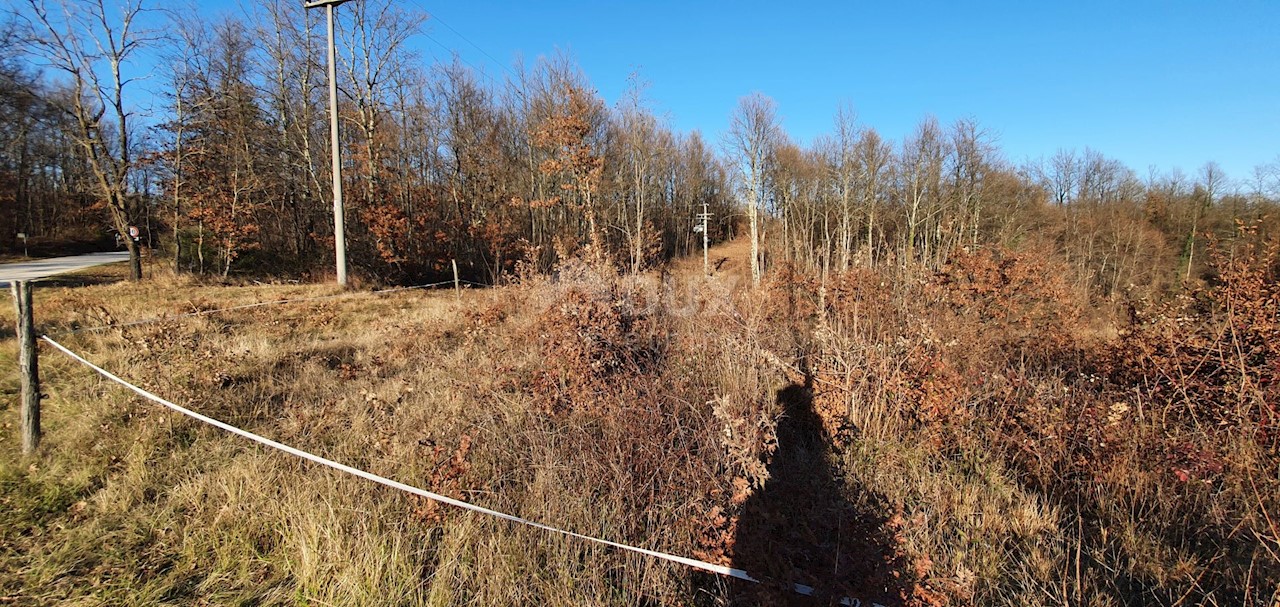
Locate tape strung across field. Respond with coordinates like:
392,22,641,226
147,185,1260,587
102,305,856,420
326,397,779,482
42,335,882,607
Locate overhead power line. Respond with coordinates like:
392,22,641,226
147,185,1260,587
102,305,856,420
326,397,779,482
397,0,528,100
425,9,518,81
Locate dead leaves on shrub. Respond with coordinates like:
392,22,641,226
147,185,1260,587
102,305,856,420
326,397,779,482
532,285,665,415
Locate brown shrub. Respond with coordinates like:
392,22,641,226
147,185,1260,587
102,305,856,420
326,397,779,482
1107,225,1279,449
531,283,666,415
777,237,1280,605
929,246,1083,370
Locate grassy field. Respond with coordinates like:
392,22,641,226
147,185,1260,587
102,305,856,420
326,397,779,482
0,242,1276,606
0,253,790,605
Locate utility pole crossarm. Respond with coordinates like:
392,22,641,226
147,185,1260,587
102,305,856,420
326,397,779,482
303,0,351,9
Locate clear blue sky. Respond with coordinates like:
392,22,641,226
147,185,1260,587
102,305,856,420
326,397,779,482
167,0,1280,183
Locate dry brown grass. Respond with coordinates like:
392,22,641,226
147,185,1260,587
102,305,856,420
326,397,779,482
0,256,791,606
1,238,1276,606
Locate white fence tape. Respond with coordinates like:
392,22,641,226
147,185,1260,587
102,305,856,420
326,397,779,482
41,335,882,607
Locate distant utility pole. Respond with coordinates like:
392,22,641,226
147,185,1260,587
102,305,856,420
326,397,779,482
305,0,352,287
696,202,711,275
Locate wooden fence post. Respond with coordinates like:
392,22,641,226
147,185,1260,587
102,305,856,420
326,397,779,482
11,280,40,455
451,259,460,300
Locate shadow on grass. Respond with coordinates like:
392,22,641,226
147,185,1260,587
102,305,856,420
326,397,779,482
728,381,908,606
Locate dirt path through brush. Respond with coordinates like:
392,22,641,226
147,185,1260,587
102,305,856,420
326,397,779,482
668,236,753,287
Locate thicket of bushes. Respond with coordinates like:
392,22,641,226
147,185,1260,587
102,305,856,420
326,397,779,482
723,226,1279,605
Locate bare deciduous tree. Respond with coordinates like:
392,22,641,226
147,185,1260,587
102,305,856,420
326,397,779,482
899,116,947,266
19,0,155,280
1184,161,1226,281
724,92,780,286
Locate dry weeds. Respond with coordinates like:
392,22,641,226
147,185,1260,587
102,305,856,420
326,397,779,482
1,237,1276,606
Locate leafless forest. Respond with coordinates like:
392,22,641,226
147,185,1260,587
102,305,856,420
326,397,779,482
1,1,1278,606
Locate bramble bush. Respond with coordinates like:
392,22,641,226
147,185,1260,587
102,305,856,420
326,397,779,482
763,237,1278,605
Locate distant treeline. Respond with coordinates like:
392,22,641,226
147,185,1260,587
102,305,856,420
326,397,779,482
3,0,1278,290
724,94,1280,298
1,0,733,282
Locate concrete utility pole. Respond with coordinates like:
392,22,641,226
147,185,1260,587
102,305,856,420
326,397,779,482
696,202,711,275
305,0,351,287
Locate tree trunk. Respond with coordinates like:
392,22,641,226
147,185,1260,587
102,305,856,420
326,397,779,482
124,233,142,280
749,191,760,286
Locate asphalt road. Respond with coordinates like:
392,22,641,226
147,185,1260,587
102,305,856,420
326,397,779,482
0,252,130,287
